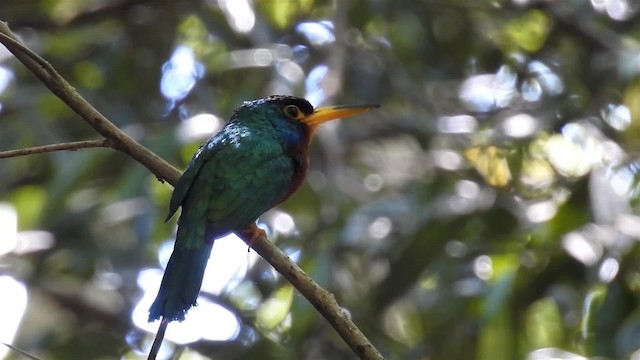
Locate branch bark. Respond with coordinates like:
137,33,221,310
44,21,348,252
0,21,384,360
0,139,112,159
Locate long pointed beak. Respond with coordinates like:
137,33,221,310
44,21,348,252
302,104,380,127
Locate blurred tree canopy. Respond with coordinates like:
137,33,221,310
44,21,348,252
0,0,639,359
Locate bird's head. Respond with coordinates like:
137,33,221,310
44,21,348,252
236,95,379,135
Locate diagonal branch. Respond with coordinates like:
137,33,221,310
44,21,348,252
0,342,41,360
0,22,384,360
0,139,112,159
238,232,384,360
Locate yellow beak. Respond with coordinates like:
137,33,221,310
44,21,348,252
302,104,380,128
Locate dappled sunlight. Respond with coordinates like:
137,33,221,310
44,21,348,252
526,61,563,97
591,0,636,21
453,277,485,297
341,195,418,250
502,113,538,138
525,200,558,223
177,113,224,143
603,103,632,131
455,180,480,200
161,45,205,108
464,146,512,187
610,162,638,196
562,231,604,266
598,257,620,283
217,0,255,34
0,276,27,359
226,48,277,69
445,240,468,258
0,204,54,359
12,230,54,254
275,58,305,83
443,180,496,215
432,149,464,171
363,173,384,192
458,66,518,113
437,114,478,134
616,213,640,238
296,21,335,47
382,300,423,346
545,123,604,177
0,202,55,256
527,348,587,360
270,211,296,236
200,234,261,294
0,66,13,95
552,158,640,268
256,285,294,333
100,198,148,225
304,64,331,106
473,255,493,281
524,299,566,352
0,203,17,256
520,158,555,194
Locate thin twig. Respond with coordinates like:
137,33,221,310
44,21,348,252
147,318,168,360
0,139,111,159
0,21,384,360
0,22,180,185
0,342,42,360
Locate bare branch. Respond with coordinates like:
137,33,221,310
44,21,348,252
147,319,168,360
0,342,42,360
0,139,112,159
0,21,384,360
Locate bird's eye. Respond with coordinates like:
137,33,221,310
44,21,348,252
284,105,301,119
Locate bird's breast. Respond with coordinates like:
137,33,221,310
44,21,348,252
275,128,310,205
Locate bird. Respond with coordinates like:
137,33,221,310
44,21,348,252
149,95,378,322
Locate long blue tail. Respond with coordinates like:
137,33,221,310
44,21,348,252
148,240,214,322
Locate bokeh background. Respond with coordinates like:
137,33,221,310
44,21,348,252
1,0,639,359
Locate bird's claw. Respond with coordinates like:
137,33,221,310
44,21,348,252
242,223,266,252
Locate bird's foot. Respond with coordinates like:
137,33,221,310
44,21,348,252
242,223,266,252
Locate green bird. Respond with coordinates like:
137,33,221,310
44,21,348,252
149,95,377,322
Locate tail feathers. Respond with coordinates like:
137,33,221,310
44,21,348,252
148,242,214,322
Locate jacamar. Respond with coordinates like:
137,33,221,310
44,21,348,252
149,95,378,322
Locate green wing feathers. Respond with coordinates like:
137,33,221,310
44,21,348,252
165,145,209,222
206,141,294,229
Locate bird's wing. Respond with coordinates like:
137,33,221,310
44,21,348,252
165,138,218,222
204,136,295,230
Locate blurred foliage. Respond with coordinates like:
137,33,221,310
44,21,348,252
1,0,639,359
